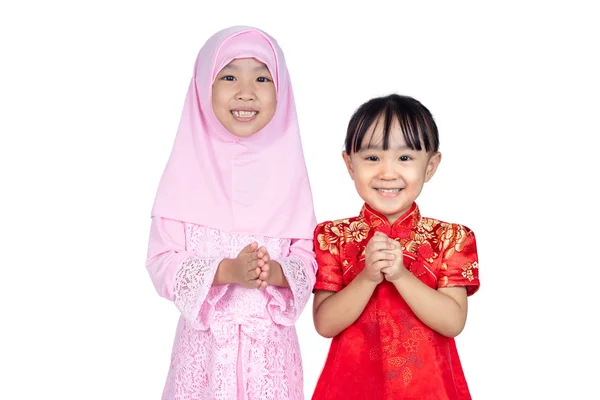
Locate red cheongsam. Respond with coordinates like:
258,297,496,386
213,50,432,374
312,203,479,400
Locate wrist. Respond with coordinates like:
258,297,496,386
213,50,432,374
356,271,380,288
387,269,411,285
218,258,237,285
267,260,289,288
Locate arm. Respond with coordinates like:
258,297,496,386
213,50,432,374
264,260,290,288
388,275,468,337
382,226,479,337
146,217,227,324
313,275,379,338
312,230,394,338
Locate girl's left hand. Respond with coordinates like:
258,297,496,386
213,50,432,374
256,246,270,290
380,235,409,282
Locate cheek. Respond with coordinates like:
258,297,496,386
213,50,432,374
261,87,277,113
352,167,373,185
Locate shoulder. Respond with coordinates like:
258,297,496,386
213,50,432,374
315,215,362,234
418,215,476,259
418,215,474,237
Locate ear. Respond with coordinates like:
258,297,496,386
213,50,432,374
342,151,355,180
424,152,442,182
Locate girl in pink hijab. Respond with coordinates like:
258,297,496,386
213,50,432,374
146,26,317,399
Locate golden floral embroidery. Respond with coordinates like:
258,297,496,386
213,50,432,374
388,356,407,367
402,217,439,259
420,217,436,232
317,222,343,255
402,338,419,353
437,224,468,258
402,368,412,386
368,309,402,361
461,261,478,282
346,220,370,242
366,308,432,387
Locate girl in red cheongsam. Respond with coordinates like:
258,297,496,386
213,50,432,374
312,94,480,400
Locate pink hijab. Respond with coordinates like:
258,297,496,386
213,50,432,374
151,26,316,240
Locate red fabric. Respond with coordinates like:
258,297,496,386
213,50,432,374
312,203,479,400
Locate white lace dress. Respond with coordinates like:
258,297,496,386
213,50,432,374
146,217,316,400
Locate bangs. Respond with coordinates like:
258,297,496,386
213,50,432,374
345,94,439,154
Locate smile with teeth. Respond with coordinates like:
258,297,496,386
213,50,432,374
376,188,402,193
231,110,258,118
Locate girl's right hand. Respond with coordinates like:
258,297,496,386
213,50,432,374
230,242,264,289
361,232,395,284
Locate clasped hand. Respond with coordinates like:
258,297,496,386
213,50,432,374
231,242,271,290
362,231,409,283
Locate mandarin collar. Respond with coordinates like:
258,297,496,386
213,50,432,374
359,202,420,239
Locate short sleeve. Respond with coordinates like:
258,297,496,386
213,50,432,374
313,221,344,292
437,224,480,296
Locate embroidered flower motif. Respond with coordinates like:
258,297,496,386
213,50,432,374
317,222,343,255
461,261,478,282
420,217,436,232
402,366,413,386
346,221,370,243
402,339,419,353
437,224,468,258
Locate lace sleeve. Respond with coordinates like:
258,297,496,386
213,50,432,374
146,218,227,327
173,256,226,326
265,239,316,325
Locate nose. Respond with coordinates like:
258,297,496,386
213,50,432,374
378,159,397,180
236,80,256,101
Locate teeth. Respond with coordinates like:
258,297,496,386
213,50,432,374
377,188,401,193
232,110,257,118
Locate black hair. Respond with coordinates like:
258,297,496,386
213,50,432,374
344,94,439,154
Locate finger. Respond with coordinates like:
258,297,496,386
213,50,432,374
241,242,259,254
368,250,395,264
259,270,269,281
261,262,270,272
372,260,394,270
369,235,390,244
258,280,268,290
380,266,393,275
367,240,394,252
247,267,261,280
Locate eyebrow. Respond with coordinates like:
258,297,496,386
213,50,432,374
220,63,270,72
359,144,414,151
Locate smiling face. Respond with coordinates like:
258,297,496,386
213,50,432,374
211,57,277,138
343,116,441,225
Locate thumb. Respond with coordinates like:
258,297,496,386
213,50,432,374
241,242,258,253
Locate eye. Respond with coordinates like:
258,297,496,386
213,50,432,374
399,155,411,161
365,155,379,162
257,76,272,83
220,75,236,81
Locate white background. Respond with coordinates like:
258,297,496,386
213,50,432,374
1,0,599,399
